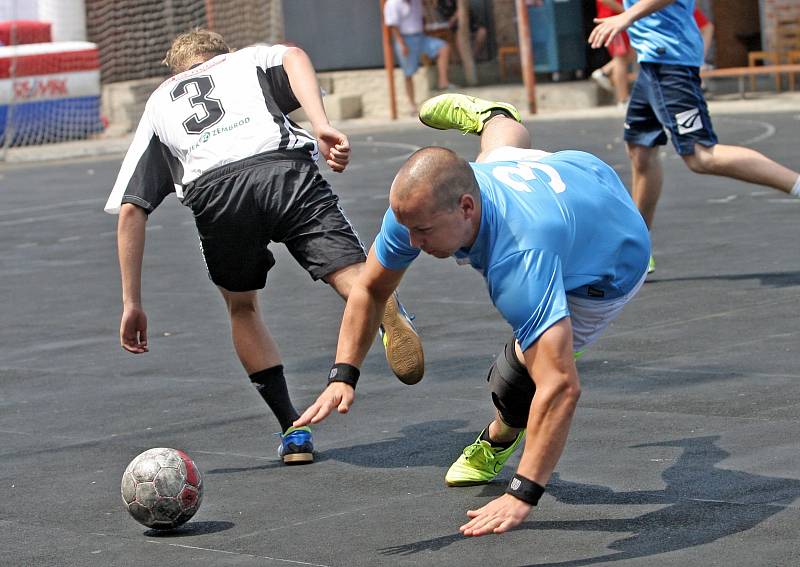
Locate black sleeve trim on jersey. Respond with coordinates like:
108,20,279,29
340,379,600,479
263,65,301,115
257,67,294,151
121,134,178,214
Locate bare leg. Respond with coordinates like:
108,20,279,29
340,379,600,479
475,116,532,162
322,262,364,300
404,76,416,114
683,143,799,193
436,43,451,89
610,54,629,104
627,143,663,229
219,288,281,374
488,412,524,444
472,27,487,58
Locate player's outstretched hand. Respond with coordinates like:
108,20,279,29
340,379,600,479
294,382,355,426
315,124,351,173
588,14,631,49
459,494,532,537
120,305,148,354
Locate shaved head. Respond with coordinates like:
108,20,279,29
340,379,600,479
391,147,479,214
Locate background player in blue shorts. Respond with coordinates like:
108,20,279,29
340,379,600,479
590,0,800,272
384,0,452,114
295,94,651,536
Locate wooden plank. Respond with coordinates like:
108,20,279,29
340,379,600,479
701,64,800,77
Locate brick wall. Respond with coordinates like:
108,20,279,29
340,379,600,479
85,0,282,84
761,0,800,51
493,0,518,48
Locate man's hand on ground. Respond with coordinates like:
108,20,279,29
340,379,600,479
460,493,532,537
294,382,355,426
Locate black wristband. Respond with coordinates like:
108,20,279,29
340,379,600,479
328,363,360,388
505,474,545,506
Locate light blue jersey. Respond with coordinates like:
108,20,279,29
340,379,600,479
374,150,651,350
623,0,703,67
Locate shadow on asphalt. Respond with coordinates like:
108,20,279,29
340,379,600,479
647,270,800,289
204,420,477,474
378,436,800,565
319,419,477,468
144,520,235,537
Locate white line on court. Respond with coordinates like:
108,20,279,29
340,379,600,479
362,140,422,153
344,140,422,172
234,490,442,537
0,197,101,217
0,210,89,227
716,116,777,145
144,541,332,566
191,449,274,460
606,295,797,339
707,195,737,203
630,365,800,380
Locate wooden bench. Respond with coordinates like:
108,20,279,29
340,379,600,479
700,64,800,98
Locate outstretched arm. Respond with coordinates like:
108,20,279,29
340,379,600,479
282,47,350,173
589,0,675,48
295,247,406,425
460,318,581,536
118,203,149,353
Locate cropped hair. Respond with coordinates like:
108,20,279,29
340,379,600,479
163,28,230,74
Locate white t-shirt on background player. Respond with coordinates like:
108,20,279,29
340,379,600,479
105,44,318,215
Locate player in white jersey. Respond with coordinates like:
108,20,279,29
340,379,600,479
105,30,423,464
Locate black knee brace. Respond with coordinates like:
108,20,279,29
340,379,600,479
488,337,535,429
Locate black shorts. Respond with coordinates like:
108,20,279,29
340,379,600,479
181,150,366,292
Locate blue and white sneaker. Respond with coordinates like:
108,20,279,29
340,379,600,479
379,292,425,385
278,426,314,465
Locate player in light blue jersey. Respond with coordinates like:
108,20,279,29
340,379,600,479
295,94,650,536
590,0,800,273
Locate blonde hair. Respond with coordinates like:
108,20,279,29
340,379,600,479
163,28,230,74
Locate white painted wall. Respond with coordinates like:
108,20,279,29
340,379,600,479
0,0,40,20
37,0,87,41
0,0,86,42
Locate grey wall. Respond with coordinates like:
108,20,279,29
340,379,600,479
282,0,385,71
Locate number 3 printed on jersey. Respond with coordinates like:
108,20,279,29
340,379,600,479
170,76,225,135
492,161,566,194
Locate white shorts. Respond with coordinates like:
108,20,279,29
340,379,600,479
568,270,647,352
480,146,552,163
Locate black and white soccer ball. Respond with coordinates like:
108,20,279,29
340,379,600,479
121,447,203,530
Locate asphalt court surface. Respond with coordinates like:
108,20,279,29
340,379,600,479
1,109,799,566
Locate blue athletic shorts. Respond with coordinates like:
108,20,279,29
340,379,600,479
624,62,718,156
394,33,446,77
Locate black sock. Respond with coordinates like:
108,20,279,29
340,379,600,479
486,109,515,125
480,422,516,449
249,365,300,433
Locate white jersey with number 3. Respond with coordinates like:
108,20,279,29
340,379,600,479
104,44,318,214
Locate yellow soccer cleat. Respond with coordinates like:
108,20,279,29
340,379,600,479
445,429,525,486
419,93,521,135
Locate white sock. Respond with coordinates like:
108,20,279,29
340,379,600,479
791,175,800,197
